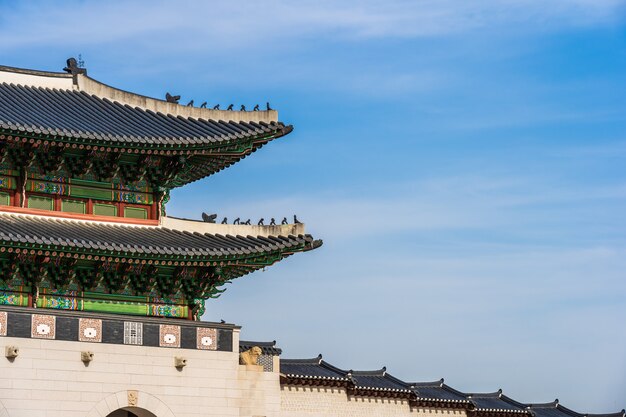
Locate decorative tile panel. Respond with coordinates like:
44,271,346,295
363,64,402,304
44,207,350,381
124,322,143,345
0,308,230,351
196,327,217,350
258,354,274,372
78,318,102,342
159,324,180,348
0,311,6,336
31,314,56,339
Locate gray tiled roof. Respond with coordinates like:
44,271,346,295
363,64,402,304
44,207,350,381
0,83,289,148
281,356,351,381
279,357,623,416
281,358,414,394
0,213,318,260
412,379,469,403
351,368,413,393
239,340,282,355
528,401,625,417
467,391,528,413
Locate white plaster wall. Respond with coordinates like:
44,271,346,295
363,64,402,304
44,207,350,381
161,217,305,238
77,75,278,123
0,70,73,90
0,334,280,417
280,385,468,417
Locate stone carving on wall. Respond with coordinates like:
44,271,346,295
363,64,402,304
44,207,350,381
5,345,19,359
81,351,94,363
174,356,187,368
127,390,138,407
239,346,262,365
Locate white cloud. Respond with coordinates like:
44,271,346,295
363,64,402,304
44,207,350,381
0,0,623,52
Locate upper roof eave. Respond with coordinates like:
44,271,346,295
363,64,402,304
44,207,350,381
76,74,280,123
0,211,322,265
0,63,280,124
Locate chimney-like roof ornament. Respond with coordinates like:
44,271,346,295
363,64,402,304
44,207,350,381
63,57,87,85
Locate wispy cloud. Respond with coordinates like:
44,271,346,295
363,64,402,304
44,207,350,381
171,174,626,243
0,0,623,52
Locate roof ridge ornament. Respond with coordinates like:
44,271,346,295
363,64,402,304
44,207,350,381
165,92,180,103
63,57,87,85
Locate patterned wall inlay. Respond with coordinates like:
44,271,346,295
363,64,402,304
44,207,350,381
78,318,102,343
0,311,6,336
0,308,231,351
124,322,143,345
31,314,56,339
196,327,217,350
159,324,180,348
258,354,274,372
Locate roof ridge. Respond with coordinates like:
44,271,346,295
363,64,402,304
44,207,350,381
239,340,277,347
350,367,387,376
528,400,560,409
468,389,503,398
281,355,324,365
0,65,71,78
410,378,445,387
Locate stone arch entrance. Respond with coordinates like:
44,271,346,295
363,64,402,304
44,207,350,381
106,408,156,417
86,391,175,417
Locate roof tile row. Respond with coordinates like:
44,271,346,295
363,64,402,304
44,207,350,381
0,83,287,147
0,213,318,259
280,355,624,417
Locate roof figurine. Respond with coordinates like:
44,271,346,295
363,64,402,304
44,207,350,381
63,57,87,75
201,212,217,223
63,56,87,85
165,92,180,103
0,58,321,320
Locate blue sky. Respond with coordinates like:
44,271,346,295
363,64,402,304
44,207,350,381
1,0,625,411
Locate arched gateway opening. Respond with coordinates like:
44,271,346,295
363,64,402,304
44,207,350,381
106,408,156,417
87,391,174,417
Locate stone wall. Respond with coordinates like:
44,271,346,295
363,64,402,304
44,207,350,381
280,385,468,417
0,333,280,417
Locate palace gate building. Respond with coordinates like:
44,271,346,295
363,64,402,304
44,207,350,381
0,59,622,417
